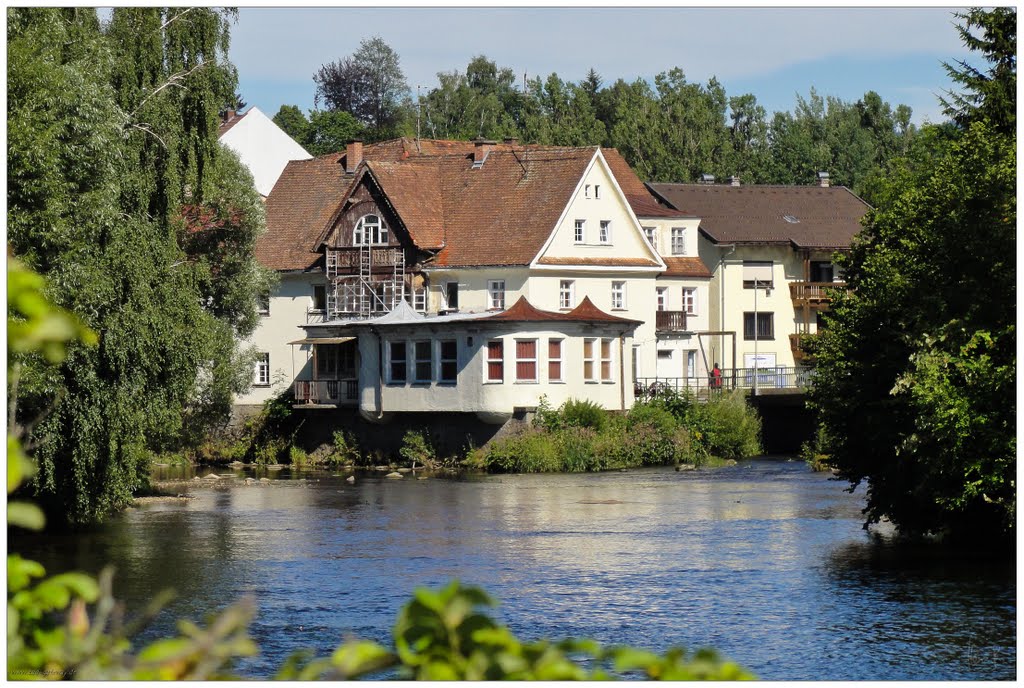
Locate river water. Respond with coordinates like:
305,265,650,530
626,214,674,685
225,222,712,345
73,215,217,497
14,460,1015,680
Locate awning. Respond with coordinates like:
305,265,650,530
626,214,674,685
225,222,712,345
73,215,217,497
288,336,356,345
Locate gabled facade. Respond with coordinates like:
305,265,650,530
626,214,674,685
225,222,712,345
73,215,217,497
218,107,312,197
647,179,870,374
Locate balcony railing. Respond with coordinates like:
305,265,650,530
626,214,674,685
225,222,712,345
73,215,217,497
635,367,813,400
790,281,846,303
655,310,688,332
326,247,406,277
293,378,358,406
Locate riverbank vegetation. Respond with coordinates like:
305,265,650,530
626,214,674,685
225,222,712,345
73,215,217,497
467,392,761,473
808,8,1016,545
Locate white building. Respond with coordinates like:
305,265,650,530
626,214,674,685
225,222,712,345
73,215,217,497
218,107,311,197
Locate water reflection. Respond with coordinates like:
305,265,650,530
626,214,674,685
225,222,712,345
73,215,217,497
11,461,1015,680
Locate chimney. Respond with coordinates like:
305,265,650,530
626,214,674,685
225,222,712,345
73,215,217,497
817,171,830,188
503,137,519,146
699,173,715,185
345,139,363,174
473,137,495,168
729,175,741,187
223,108,235,123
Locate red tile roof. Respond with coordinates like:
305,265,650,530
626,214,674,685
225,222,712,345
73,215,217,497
646,183,870,250
602,148,688,218
482,296,640,326
660,257,713,278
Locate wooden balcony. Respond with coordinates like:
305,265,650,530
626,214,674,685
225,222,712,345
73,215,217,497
655,310,688,332
790,281,845,307
789,333,808,362
293,378,358,406
326,247,407,277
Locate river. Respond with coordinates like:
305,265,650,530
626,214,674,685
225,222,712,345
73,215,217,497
13,460,1015,680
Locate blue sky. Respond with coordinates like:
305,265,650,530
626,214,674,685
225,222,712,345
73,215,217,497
229,7,973,125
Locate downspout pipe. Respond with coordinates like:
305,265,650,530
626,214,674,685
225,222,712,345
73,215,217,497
369,325,384,419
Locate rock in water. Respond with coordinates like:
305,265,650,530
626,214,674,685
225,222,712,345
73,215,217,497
345,475,356,484
385,472,403,479
397,467,412,473
259,477,271,483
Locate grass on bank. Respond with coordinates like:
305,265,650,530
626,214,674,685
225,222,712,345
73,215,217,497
466,392,762,473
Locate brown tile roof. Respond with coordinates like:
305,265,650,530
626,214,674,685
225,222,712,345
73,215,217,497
537,256,661,268
482,296,640,326
602,148,688,218
646,183,870,250
258,152,346,271
218,110,248,137
661,257,713,278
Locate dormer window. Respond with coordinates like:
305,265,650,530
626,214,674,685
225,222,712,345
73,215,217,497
353,214,389,245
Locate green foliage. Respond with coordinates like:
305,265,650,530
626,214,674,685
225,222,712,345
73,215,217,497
810,31,1015,545
559,398,609,432
7,8,267,525
399,429,438,468
272,104,310,143
800,426,833,472
330,430,362,465
288,445,310,466
941,8,1016,135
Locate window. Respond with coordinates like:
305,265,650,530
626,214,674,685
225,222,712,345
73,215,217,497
611,281,626,309
643,226,657,249
656,287,668,311
439,340,457,383
682,287,696,314
488,280,506,310
744,312,774,340
257,292,270,316
574,219,585,244
631,344,640,382
406,286,427,312
486,340,504,382
548,339,563,382
601,339,614,382
559,280,575,309
254,353,270,386
671,227,686,255
444,282,459,310
414,341,432,382
353,214,389,245
686,351,697,378
810,261,835,283
584,184,591,198
599,220,611,244
389,341,407,383
594,184,601,199
583,338,596,382
743,261,773,289
316,344,338,378
312,285,326,312
515,339,538,382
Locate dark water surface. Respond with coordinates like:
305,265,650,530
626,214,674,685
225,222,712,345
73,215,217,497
15,460,1015,680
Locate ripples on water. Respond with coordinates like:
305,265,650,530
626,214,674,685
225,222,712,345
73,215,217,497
13,460,1015,680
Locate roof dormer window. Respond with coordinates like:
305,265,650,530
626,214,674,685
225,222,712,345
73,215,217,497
354,214,389,245
783,215,800,224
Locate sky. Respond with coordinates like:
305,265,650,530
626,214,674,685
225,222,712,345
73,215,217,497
230,7,974,126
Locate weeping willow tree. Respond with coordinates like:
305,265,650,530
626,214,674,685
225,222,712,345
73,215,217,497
7,7,273,525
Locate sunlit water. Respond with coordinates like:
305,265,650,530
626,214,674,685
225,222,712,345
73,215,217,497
14,460,1015,680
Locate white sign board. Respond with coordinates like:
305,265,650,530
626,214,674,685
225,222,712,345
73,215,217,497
744,353,776,369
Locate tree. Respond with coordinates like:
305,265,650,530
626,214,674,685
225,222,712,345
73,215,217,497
809,10,1015,543
314,35,411,140
942,7,1016,135
8,7,268,525
272,104,310,144
304,109,365,156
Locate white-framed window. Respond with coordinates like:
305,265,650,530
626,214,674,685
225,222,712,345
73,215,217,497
559,280,575,309
388,341,407,383
671,227,686,255
574,219,585,244
686,350,697,378
601,338,614,382
414,340,433,382
682,287,696,314
353,214,389,245
257,292,270,316
594,184,601,199
643,226,657,249
656,286,668,311
407,286,427,313
444,282,459,310
254,353,270,386
439,340,457,384
611,281,626,309
584,184,591,198
583,338,596,382
485,339,504,382
743,261,774,289
548,338,563,382
599,220,611,244
515,339,538,382
488,280,506,310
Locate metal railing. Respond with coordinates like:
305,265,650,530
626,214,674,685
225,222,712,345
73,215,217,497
293,378,358,405
634,366,813,401
655,310,688,332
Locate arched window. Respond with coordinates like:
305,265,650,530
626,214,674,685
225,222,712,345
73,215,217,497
353,214,389,246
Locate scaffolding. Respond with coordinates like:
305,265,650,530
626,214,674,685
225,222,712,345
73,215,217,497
325,244,410,319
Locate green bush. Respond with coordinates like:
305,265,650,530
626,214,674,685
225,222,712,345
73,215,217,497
559,398,608,432
555,426,599,472
703,391,762,459
330,430,361,465
399,429,437,469
481,428,561,473
288,445,309,466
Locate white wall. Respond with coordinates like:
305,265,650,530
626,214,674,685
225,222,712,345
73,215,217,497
219,107,312,197
236,273,323,405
